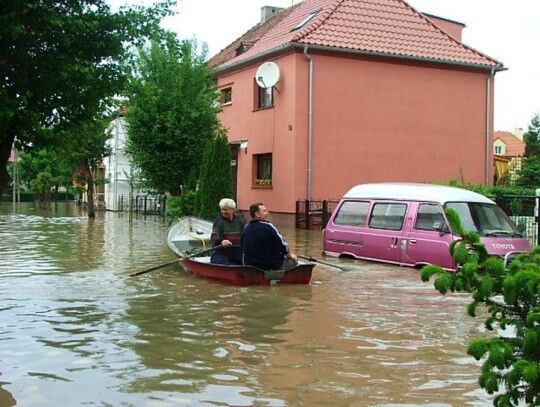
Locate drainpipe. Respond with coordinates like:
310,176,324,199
486,69,495,185
303,45,314,200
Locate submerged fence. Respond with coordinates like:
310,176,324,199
115,195,166,215
296,195,540,247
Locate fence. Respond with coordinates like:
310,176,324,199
295,199,339,229
115,195,166,216
493,195,539,246
296,195,539,247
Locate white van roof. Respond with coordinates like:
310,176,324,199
343,183,495,205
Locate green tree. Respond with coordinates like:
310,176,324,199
125,37,220,196
67,114,113,217
196,128,233,220
17,149,74,193
0,0,174,199
516,114,540,188
30,168,54,209
421,208,540,406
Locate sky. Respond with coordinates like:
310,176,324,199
110,0,540,133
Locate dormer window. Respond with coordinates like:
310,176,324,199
291,9,320,31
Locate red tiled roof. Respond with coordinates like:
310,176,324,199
494,131,526,157
210,0,503,71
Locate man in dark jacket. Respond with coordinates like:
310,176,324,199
210,198,245,265
241,202,298,270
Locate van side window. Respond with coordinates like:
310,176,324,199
334,201,370,226
415,204,445,231
369,203,406,230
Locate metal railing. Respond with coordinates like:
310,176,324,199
115,195,166,215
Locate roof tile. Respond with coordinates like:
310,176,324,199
210,0,502,71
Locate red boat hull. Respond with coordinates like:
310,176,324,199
178,257,314,286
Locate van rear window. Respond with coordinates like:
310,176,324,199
334,201,370,226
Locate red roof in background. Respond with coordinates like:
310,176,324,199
210,0,503,71
8,149,19,162
494,131,526,157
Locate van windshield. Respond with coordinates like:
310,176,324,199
444,202,520,237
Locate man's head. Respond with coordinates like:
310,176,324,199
249,202,269,221
219,198,236,220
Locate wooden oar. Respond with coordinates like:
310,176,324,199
130,245,223,277
298,255,361,272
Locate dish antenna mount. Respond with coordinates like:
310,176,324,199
255,62,280,88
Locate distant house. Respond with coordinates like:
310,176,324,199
209,0,504,218
493,129,526,184
103,106,146,211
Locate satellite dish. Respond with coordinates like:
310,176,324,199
255,62,280,88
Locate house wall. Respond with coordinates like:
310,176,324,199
218,49,494,214
304,51,493,201
219,51,303,214
103,116,145,211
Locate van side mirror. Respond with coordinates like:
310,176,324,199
517,223,525,233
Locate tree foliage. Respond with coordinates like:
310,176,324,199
196,127,234,221
125,37,220,196
517,114,540,188
30,168,54,209
0,0,174,198
421,208,540,406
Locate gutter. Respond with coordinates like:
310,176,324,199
303,45,314,200
215,43,506,75
486,68,496,185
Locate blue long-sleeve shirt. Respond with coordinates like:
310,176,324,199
241,219,289,270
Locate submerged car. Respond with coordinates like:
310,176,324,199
323,183,531,270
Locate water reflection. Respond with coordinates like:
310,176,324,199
0,203,493,406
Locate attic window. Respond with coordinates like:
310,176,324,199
236,43,247,56
291,9,320,31
236,41,253,56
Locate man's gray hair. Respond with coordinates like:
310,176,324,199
219,198,236,209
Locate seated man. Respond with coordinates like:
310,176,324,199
210,198,245,265
241,202,298,270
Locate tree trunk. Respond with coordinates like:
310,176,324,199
84,162,96,218
0,133,16,200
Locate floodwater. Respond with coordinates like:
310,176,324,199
0,202,494,406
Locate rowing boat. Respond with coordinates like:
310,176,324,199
166,217,314,286
167,216,212,252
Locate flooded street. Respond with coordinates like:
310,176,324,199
0,202,493,406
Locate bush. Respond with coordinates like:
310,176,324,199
421,208,540,406
166,190,198,225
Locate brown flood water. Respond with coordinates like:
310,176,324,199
0,202,493,406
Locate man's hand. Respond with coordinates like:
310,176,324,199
222,239,233,247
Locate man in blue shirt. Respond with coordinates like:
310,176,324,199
241,202,298,270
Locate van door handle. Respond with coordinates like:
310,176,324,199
410,239,417,244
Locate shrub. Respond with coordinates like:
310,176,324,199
421,208,540,406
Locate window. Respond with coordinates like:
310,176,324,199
254,154,272,186
334,201,370,226
368,203,407,230
257,86,273,109
494,145,503,155
219,87,232,105
415,204,445,231
291,9,320,31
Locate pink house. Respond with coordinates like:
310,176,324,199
209,0,504,218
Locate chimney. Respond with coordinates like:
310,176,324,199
515,127,524,141
261,6,283,23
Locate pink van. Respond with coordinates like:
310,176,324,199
323,183,532,270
